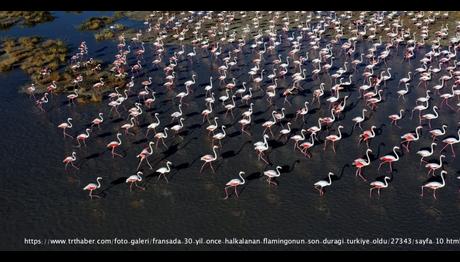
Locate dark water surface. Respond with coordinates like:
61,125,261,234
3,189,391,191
1,12,460,251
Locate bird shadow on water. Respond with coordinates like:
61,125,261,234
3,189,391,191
370,142,386,161
221,140,251,159
280,159,301,173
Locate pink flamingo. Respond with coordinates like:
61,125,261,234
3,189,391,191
154,127,169,149
378,146,400,173
324,125,344,153
440,128,460,157
358,125,376,148
425,155,445,176
91,113,104,130
156,161,172,183
121,117,136,136
264,166,282,186
63,151,79,170
353,149,372,181
58,118,73,139
369,176,391,198
106,132,123,158
67,89,79,105
136,141,155,170
299,133,316,158
76,128,91,147
421,170,447,199
400,126,423,152
314,172,335,196
83,177,102,199
200,145,219,173
290,129,307,150
224,171,246,199
388,109,404,127
126,171,145,191
429,124,447,142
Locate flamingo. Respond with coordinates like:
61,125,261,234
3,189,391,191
63,151,79,170
369,176,391,198
397,83,410,100
121,117,136,136
352,109,367,130
290,129,307,150
156,161,172,183
295,101,309,122
425,155,445,176
324,125,344,153
417,143,437,165
378,146,400,173
264,166,282,186
92,78,104,89
421,170,447,199
239,114,251,136
299,133,316,158
400,126,423,152
154,127,169,149
440,128,460,157
254,135,270,164
205,76,213,95
91,113,104,130
126,171,145,191
200,145,219,173
262,111,277,137
307,118,322,139
171,104,183,121
83,177,102,199
353,149,372,181
67,89,79,105
58,118,73,139
106,132,123,158
136,141,155,170
35,92,49,112
206,117,219,135
146,113,161,137
212,125,226,147
314,172,335,196
76,128,91,147
430,124,447,142
420,106,439,128
388,109,404,127
171,118,185,134
224,171,246,199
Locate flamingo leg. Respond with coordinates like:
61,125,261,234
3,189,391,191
137,158,144,170
224,187,230,199
71,162,79,170
200,162,207,173
210,162,215,173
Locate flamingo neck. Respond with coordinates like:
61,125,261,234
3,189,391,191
117,134,122,145
276,167,281,176
239,173,245,184
393,148,399,160
212,147,218,160
97,178,102,188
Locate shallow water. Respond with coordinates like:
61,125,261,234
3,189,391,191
1,12,460,251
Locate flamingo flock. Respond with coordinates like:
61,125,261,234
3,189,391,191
26,11,460,200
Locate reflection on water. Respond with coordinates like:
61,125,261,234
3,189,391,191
0,11,460,251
